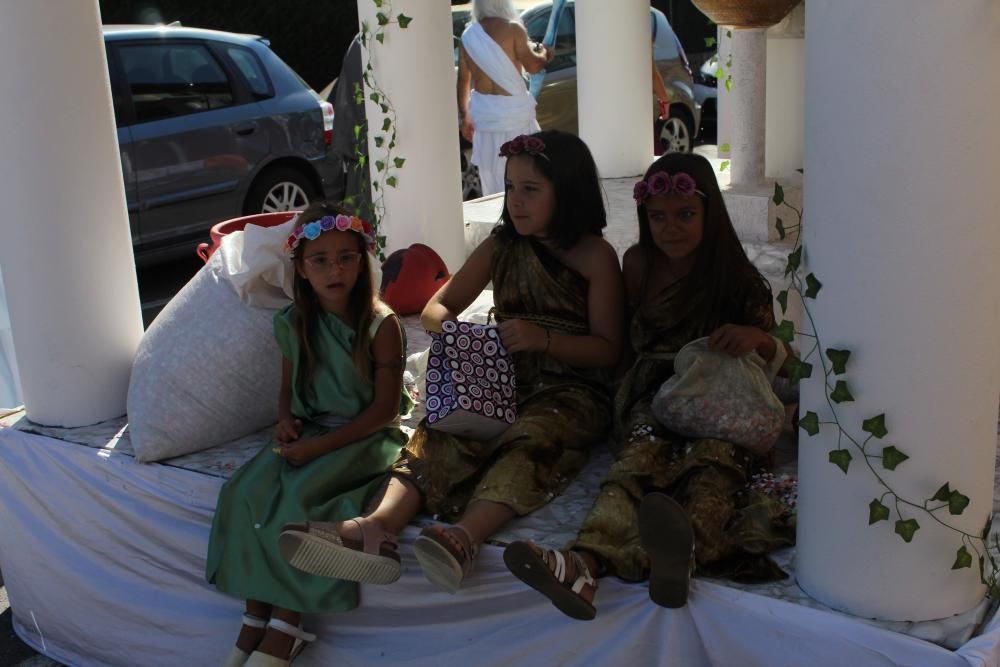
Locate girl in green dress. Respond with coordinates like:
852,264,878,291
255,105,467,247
503,152,795,620
206,202,411,667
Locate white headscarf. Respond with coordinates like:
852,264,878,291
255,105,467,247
472,0,520,23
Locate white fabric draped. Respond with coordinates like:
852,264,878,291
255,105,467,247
1,426,998,666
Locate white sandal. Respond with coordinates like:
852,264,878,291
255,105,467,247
243,618,316,667
220,613,267,667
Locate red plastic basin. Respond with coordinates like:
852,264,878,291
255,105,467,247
196,211,300,263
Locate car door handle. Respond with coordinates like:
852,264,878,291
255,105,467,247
233,121,258,136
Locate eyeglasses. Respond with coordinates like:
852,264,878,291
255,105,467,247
302,251,362,272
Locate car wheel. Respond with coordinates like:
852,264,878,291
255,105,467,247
657,109,694,154
244,167,317,214
461,149,482,201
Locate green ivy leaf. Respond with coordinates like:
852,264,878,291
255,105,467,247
704,37,717,48
374,135,385,148
715,68,725,80
773,182,785,206
804,273,823,299
376,12,389,26
369,93,380,103
357,155,366,168
375,31,385,44
881,446,908,471
724,76,733,92
393,157,406,168
786,358,813,383
949,490,970,516
353,124,361,139
720,143,730,152
373,0,383,7
829,449,852,474
952,545,973,570
862,414,888,439
725,56,733,68
372,181,380,191
784,246,802,276
386,175,398,187
776,289,788,314
379,103,389,113
726,29,732,38
799,411,819,436
397,13,413,28
894,518,920,543
931,483,952,502
375,160,386,172
720,160,730,172
825,348,850,375
830,380,854,404
771,319,795,343
381,117,391,132
868,499,890,525
776,217,785,240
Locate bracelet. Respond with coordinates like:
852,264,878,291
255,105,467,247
544,328,551,354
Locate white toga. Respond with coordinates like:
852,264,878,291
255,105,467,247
462,22,541,196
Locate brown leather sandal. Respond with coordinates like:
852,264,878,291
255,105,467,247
413,523,479,594
278,517,400,584
503,541,598,621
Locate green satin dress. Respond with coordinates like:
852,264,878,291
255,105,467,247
205,303,410,613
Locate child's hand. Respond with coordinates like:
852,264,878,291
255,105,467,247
708,324,772,358
274,417,302,444
278,437,326,467
498,319,547,354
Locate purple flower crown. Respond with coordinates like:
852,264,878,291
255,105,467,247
284,214,376,256
633,171,705,204
499,134,548,160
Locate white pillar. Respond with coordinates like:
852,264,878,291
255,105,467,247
715,26,732,159
764,4,804,179
576,0,650,177
729,28,767,186
796,0,1000,621
357,0,465,272
0,0,142,427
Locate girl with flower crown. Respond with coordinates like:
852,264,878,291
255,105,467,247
503,152,795,620
205,201,411,667
278,129,624,595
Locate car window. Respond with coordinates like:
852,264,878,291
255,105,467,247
119,42,234,123
225,45,273,99
524,7,576,72
652,12,680,61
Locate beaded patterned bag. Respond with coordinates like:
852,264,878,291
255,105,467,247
424,320,517,440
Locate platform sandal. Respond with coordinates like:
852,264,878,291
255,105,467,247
638,492,695,609
413,523,479,593
504,541,598,620
279,517,401,584
243,618,315,667
220,613,267,667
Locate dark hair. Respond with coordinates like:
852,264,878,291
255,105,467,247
636,152,770,329
290,200,381,397
496,129,606,249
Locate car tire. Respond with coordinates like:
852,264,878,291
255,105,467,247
656,108,695,155
244,166,317,214
460,148,483,201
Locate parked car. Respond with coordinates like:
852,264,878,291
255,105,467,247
692,51,718,137
104,25,337,264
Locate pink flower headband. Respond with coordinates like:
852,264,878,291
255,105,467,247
633,171,705,204
284,214,376,256
499,134,548,160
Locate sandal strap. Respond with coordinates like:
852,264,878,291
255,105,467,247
447,523,479,560
353,517,398,556
266,618,316,644
547,548,595,594
241,613,267,629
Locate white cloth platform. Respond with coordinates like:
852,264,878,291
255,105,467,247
2,402,1000,665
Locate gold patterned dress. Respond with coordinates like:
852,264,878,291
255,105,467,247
570,276,794,583
392,233,612,519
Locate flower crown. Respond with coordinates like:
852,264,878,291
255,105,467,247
499,134,548,160
284,214,376,256
633,171,705,204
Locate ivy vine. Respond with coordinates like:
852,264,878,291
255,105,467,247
347,0,413,259
705,30,733,173
772,184,999,595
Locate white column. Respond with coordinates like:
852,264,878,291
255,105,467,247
576,0,650,177
357,0,465,271
0,0,142,427
796,0,1000,621
729,28,767,186
764,4,804,179
715,26,732,159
